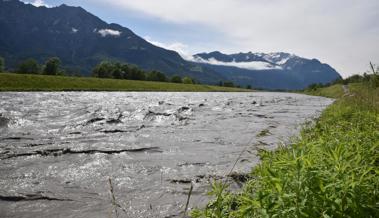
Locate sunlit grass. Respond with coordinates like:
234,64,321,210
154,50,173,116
303,84,345,98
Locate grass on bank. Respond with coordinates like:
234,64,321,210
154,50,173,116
0,73,249,92
303,84,345,98
191,82,379,217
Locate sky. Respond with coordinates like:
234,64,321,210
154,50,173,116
22,0,379,77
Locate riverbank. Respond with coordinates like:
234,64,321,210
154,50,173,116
0,73,249,92
191,82,379,217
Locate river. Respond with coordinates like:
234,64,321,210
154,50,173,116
0,92,333,218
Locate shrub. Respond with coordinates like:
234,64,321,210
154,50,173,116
43,57,61,75
183,76,194,84
171,75,182,83
17,58,40,74
0,56,4,72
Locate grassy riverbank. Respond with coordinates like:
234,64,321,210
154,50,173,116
191,82,379,217
0,73,249,92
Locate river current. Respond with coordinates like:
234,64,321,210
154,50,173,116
0,92,333,218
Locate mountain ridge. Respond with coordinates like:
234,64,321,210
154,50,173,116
0,0,341,89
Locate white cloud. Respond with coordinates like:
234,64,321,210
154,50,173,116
89,0,379,77
26,0,49,7
144,36,194,61
193,57,282,71
97,29,122,37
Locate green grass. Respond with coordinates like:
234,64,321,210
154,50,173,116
191,83,379,218
303,84,345,98
0,73,249,92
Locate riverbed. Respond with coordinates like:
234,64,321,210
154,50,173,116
0,92,333,218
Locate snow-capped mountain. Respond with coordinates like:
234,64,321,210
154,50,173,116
194,51,303,71
192,51,341,90
0,0,341,90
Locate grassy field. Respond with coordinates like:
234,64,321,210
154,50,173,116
0,73,249,92
303,84,345,98
191,82,379,218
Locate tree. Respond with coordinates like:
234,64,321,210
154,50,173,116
127,65,146,81
147,71,167,82
43,57,61,75
0,57,4,73
17,58,40,74
171,75,182,83
246,85,252,89
183,76,193,84
92,61,114,78
223,81,234,87
111,62,123,79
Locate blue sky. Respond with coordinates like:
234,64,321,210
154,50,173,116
22,0,379,77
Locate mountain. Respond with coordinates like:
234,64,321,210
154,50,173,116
192,51,341,90
0,0,341,90
0,0,222,82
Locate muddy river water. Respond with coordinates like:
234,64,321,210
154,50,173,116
0,92,333,218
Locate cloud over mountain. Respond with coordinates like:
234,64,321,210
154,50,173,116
87,0,379,77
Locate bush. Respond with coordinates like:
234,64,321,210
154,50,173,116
17,58,40,74
92,61,114,78
183,76,194,84
146,71,167,82
223,81,234,87
0,56,4,73
171,75,182,83
43,57,61,75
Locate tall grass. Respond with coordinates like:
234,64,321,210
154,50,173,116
191,77,379,217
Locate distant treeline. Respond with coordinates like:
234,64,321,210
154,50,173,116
306,63,379,91
0,56,254,88
0,56,67,76
91,61,195,84
0,56,196,84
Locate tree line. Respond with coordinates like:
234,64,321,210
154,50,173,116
0,56,196,84
0,56,64,75
91,61,195,84
0,56,256,88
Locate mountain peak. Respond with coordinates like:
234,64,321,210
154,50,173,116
0,0,341,90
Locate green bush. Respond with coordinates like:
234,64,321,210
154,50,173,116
17,58,40,74
0,56,4,73
183,76,194,84
43,57,61,75
171,75,182,83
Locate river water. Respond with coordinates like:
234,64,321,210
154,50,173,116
0,92,333,218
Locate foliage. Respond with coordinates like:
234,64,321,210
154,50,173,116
43,57,61,75
223,81,235,88
0,73,250,92
92,61,115,78
192,80,379,218
171,75,182,83
146,70,167,82
17,58,40,74
92,61,147,81
183,76,194,84
0,56,4,73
